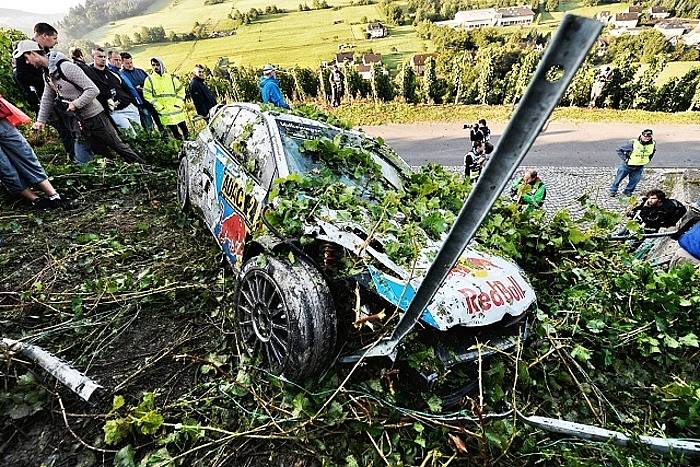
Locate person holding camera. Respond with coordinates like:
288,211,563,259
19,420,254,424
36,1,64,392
464,140,488,181
17,42,143,164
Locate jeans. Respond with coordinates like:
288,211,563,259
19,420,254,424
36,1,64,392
610,164,644,195
111,103,141,133
74,139,94,164
0,119,48,194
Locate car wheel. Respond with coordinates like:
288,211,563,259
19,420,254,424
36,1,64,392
234,255,337,380
176,156,190,211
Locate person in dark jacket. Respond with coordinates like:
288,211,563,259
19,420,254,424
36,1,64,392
13,23,73,157
259,64,290,110
189,65,218,119
628,189,686,233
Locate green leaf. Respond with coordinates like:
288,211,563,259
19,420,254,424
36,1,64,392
426,395,442,414
679,333,699,348
114,445,136,467
138,447,173,467
571,345,592,363
104,418,130,445
112,395,126,412
345,455,360,467
136,410,164,435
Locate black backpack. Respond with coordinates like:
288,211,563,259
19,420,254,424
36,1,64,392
665,199,688,228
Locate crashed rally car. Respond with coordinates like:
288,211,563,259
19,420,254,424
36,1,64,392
177,103,536,380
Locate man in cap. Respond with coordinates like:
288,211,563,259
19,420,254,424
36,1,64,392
259,64,290,110
610,129,656,197
18,42,143,164
143,57,188,140
189,64,218,119
12,23,79,158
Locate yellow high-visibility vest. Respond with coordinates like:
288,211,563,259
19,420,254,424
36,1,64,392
628,140,655,166
143,72,186,126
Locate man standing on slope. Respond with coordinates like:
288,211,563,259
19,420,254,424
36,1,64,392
610,129,656,197
144,57,189,140
259,64,290,110
189,65,218,119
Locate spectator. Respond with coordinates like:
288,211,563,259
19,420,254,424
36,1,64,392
259,64,290,110
610,129,656,197
108,50,145,123
478,118,494,154
71,48,113,114
464,140,487,181
120,52,160,132
144,57,189,140
189,64,217,119
670,217,700,267
13,24,80,159
91,48,140,133
589,66,612,108
466,122,484,146
511,169,546,209
22,46,143,164
628,189,687,233
329,64,344,107
0,94,64,209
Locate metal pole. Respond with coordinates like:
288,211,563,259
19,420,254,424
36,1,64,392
344,14,603,362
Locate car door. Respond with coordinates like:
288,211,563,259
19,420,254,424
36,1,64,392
193,106,239,235
213,108,275,270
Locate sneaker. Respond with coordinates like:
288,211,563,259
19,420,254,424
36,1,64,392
609,191,618,198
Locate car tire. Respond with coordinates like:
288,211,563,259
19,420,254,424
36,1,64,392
234,255,337,380
177,156,190,211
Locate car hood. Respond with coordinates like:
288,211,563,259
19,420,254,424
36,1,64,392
308,217,536,331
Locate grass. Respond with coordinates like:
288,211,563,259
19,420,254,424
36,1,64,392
85,0,430,72
330,101,700,126
654,60,700,85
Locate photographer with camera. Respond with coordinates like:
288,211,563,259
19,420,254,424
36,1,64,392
464,140,488,181
18,42,143,164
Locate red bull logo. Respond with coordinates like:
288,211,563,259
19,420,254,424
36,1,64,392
451,257,502,279
219,212,246,259
458,276,528,314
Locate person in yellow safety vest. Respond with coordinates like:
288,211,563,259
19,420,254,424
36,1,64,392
143,57,189,140
610,129,656,197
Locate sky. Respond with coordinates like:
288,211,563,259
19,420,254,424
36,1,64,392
0,0,84,14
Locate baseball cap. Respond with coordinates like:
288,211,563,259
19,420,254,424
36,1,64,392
262,64,276,73
12,40,41,59
641,129,653,136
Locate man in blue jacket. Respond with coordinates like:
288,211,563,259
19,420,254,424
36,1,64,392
671,217,700,267
259,64,290,110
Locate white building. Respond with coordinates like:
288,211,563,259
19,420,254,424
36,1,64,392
649,6,672,20
683,26,700,47
613,12,640,29
654,21,686,40
440,6,535,30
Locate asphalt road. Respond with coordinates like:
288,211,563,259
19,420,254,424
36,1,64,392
362,121,700,168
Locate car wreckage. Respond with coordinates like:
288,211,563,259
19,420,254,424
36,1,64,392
177,103,536,381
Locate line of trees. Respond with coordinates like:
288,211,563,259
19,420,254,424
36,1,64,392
60,0,160,38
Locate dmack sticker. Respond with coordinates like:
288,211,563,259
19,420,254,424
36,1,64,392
218,212,246,267
220,172,260,226
458,276,528,314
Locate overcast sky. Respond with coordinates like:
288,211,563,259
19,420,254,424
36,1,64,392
0,0,84,14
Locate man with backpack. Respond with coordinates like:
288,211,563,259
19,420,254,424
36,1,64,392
13,23,86,160
18,43,143,164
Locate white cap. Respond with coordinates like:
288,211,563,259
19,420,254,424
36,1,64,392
12,40,41,59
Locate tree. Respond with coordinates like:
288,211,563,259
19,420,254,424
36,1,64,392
475,48,495,105
545,0,559,12
395,62,417,103
422,57,440,104
113,34,122,47
632,56,665,110
121,34,133,48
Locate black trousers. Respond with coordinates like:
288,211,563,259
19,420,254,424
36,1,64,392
82,112,144,164
168,121,189,141
48,110,76,157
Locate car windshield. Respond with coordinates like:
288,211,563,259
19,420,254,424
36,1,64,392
276,119,405,190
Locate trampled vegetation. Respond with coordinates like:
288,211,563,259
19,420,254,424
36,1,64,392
1,107,699,465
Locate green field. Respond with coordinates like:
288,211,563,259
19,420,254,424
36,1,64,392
535,1,630,29
84,0,430,72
